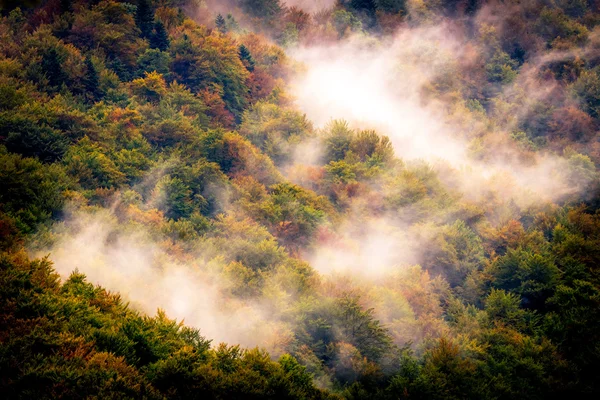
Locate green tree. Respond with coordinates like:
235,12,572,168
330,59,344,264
83,56,101,102
41,48,68,91
137,48,171,77
490,249,560,310
239,44,255,72
154,176,195,220
150,20,170,51
240,0,284,20
323,120,354,162
332,9,362,37
0,148,72,233
572,67,600,118
215,13,226,31
135,0,154,38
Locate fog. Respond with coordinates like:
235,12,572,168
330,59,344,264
35,208,294,354
30,3,597,355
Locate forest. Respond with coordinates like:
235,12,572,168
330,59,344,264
1,0,600,398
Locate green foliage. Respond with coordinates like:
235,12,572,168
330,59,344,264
83,56,101,102
323,120,354,162
150,21,170,52
485,51,519,84
64,137,126,189
427,220,485,288
332,9,363,37
41,47,68,91
135,0,154,38
169,28,249,119
571,67,600,118
259,182,329,247
0,253,333,399
215,13,226,31
1,1,600,398
0,148,72,233
536,7,588,47
490,249,560,310
240,101,312,164
153,175,196,220
241,0,284,20
137,48,171,77
376,0,406,13
239,44,255,72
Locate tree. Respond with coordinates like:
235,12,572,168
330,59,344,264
334,295,392,361
238,44,255,72
83,55,101,102
240,0,283,20
137,48,171,77
349,0,378,27
135,0,154,38
215,13,226,32
130,71,167,103
225,14,240,33
41,48,68,91
490,249,559,310
323,120,354,162
239,101,312,165
332,9,362,38
572,67,600,118
154,176,194,220
0,149,72,233
150,21,170,51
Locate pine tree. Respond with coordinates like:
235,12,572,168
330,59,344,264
135,0,154,38
150,21,170,51
110,58,131,82
41,48,67,90
83,55,100,102
239,44,255,72
215,13,226,32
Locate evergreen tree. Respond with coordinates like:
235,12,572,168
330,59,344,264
83,55,100,102
135,0,154,38
240,0,283,20
239,44,255,72
110,57,132,82
41,48,67,90
150,20,170,51
215,13,226,32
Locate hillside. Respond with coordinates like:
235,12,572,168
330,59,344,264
1,0,600,398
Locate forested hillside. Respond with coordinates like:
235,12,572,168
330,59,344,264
2,0,600,398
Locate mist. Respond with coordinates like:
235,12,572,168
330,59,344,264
33,208,295,354
289,28,592,204
28,0,598,360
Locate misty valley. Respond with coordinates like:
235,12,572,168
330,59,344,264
2,0,600,399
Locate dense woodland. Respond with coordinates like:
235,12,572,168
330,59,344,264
2,0,600,398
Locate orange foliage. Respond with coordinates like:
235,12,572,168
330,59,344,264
199,88,236,129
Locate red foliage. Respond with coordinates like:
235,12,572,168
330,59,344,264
199,88,236,129
247,67,277,103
